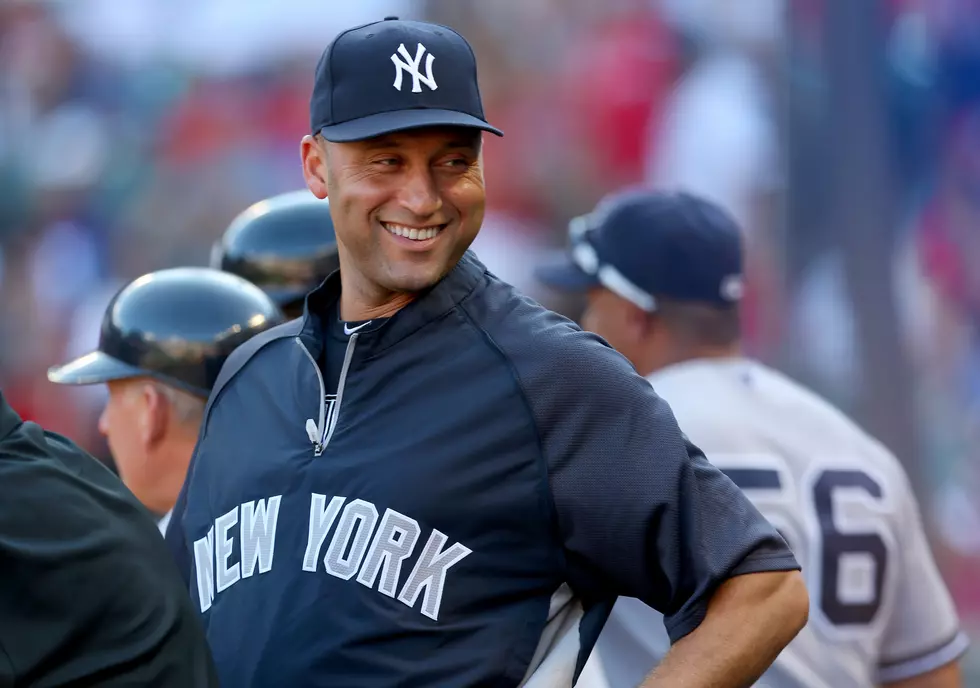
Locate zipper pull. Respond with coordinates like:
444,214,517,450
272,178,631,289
305,418,323,453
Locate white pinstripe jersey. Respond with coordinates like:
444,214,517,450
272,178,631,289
578,358,968,688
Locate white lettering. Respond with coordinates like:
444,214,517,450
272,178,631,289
302,493,346,572
196,493,472,621
356,509,421,597
214,506,240,593
240,495,282,578
193,526,215,613
397,529,472,621
325,499,379,580
391,43,437,93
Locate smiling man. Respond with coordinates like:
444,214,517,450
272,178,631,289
165,17,808,687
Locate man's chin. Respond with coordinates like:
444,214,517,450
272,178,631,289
381,262,454,295
374,237,474,295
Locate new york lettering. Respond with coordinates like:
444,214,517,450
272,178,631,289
193,493,471,621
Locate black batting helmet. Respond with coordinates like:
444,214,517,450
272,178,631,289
47,267,286,398
211,190,339,317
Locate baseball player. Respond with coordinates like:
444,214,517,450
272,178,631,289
211,190,340,320
535,188,969,688
0,387,219,685
48,267,285,535
166,16,808,687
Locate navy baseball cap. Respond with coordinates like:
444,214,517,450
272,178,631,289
311,17,503,142
534,188,745,311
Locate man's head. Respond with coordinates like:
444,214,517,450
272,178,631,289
212,190,340,320
535,189,745,376
299,17,502,305
47,267,285,514
94,376,205,513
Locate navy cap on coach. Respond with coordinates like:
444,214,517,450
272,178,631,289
311,16,503,142
534,188,745,311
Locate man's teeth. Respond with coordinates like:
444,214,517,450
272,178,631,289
384,223,442,241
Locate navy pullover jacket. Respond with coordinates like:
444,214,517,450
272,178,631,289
167,251,799,687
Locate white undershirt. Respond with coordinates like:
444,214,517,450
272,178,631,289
157,509,172,536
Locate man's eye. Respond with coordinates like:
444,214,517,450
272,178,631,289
442,158,468,168
375,158,399,166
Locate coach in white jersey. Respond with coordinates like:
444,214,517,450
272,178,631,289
536,188,969,688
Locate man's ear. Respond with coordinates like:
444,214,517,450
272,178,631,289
138,383,169,450
300,135,329,199
628,302,657,341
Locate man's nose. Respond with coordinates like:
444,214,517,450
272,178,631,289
397,168,443,219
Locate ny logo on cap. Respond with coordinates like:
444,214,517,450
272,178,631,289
721,274,744,301
391,43,437,93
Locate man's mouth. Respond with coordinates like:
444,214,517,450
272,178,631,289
382,222,446,241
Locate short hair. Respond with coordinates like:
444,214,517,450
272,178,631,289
655,298,741,348
152,382,206,426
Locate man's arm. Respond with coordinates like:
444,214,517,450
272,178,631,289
513,325,804,684
640,571,808,687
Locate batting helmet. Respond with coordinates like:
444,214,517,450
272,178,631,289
211,190,339,318
47,267,286,398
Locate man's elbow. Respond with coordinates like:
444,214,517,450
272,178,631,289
775,570,809,640
708,568,809,644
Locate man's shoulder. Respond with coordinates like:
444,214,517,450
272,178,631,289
0,422,175,558
207,317,304,404
1,422,122,503
0,424,216,684
464,277,640,391
650,358,868,433
650,360,913,496
748,363,904,470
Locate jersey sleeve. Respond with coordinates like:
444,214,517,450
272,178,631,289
877,472,969,683
523,329,800,642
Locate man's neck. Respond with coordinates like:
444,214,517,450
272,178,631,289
338,271,416,322
147,435,197,515
640,343,742,378
340,291,414,322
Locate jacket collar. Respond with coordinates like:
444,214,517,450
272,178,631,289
0,390,23,441
299,250,486,361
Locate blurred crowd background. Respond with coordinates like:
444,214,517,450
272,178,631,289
0,0,978,679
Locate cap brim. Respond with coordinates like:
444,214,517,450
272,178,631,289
47,351,144,387
533,253,599,292
319,109,503,143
